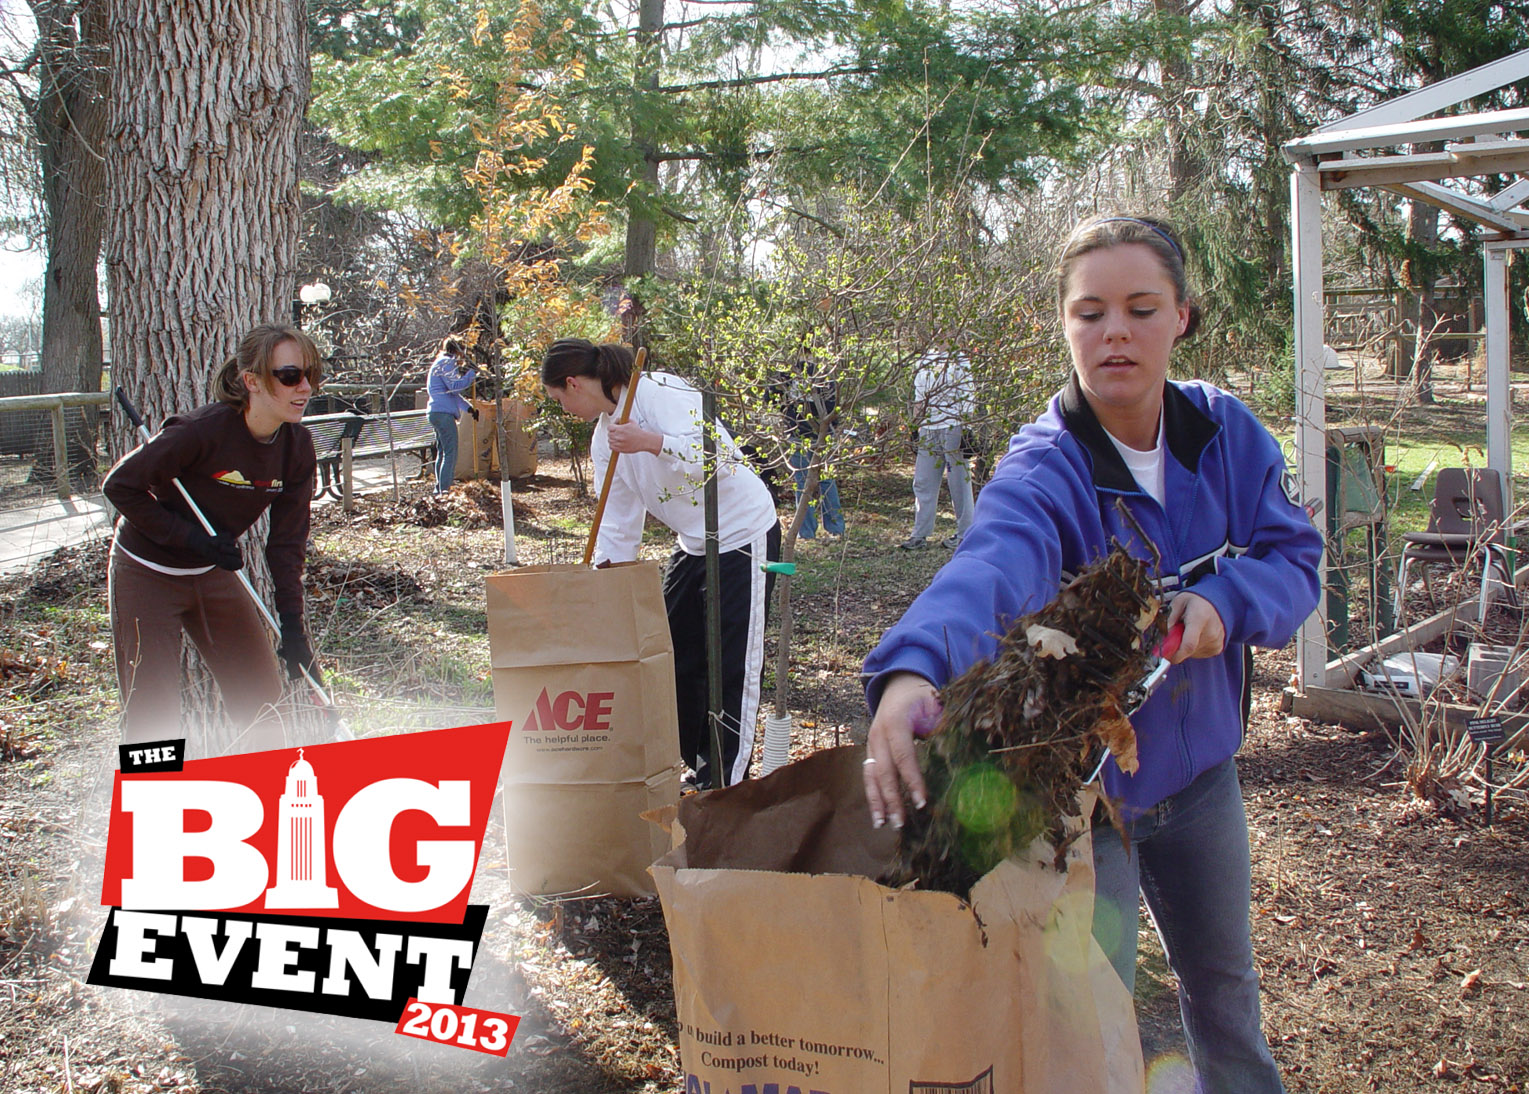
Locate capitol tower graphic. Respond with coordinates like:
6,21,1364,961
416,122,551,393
265,749,340,908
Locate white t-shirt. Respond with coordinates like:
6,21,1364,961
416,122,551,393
1104,416,1167,507
914,350,975,431
592,371,778,564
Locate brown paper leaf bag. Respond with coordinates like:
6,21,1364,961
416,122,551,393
488,561,682,896
457,398,538,480
650,746,1144,1093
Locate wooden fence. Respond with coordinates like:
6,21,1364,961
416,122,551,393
0,370,46,454
0,387,111,498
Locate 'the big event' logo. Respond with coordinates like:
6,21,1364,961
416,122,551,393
88,722,511,1024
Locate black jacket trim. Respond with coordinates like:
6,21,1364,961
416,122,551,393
1058,374,1223,492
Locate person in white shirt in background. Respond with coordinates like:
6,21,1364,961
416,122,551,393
541,338,781,791
901,339,976,550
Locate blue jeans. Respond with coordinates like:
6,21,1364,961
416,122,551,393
1091,757,1284,1094
789,445,844,538
429,411,459,493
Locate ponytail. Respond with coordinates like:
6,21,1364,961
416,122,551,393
541,338,634,403
213,355,246,406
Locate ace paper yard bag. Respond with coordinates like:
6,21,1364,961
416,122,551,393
650,746,1143,1093
487,561,682,896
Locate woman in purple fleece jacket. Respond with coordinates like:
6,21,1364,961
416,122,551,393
862,216,1320,1094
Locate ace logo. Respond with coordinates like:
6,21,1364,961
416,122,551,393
88,721,512,1023
522,688,614,733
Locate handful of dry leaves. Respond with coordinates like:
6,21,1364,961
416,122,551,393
884,546,1167,896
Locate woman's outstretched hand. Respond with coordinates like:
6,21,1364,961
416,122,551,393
862,672,941,830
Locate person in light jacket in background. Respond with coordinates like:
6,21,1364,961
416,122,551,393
542,339,781,791
901,340,976,550
426,336,477,494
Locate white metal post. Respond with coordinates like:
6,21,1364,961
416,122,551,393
1484,244,1511,504
1291,164,1329,691
502,475,518,566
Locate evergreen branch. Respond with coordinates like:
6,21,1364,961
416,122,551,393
658,65,870,94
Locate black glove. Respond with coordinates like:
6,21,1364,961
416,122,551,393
469,406,480,421
277,611,322,685
185,527,243,571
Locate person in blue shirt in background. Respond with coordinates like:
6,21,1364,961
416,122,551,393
426,336,478,494
861,215,1321,1093
778,358,845,539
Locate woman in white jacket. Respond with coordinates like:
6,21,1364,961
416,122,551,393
542,339,781,789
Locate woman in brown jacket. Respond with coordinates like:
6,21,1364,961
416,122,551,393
103,324,323,753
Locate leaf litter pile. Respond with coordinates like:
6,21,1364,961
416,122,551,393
372,478,537,529
304,554,425,608
887,545,1168,896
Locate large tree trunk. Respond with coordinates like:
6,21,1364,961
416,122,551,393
1155,0,1204,203
107,0,309,441
106,0,310,746
27,0,109,487
621,0,663,347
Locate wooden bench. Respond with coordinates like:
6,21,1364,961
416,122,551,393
304,410,437,500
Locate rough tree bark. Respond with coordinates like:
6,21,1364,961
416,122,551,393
620,0,664,347
1155,0,1205,204
25,0,109,485
106,0,310,747
107,0,309,423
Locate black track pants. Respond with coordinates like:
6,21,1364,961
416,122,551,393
662,524,780,788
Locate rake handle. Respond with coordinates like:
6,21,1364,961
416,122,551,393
582,346,647,566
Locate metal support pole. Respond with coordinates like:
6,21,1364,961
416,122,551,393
1484,245,1511,506
1291,163,1330,690
1484,245,1514,603
703,389,725,787
1485,749,1495,827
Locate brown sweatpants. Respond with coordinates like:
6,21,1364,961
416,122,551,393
108,547,287,754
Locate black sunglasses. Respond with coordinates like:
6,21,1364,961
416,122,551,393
271,366,314,388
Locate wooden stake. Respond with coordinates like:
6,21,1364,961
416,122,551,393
582,346,647,565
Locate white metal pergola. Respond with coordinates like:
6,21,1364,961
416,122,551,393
1283,48,1529,695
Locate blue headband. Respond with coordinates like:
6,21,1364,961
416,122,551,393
1096,217,1183,261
